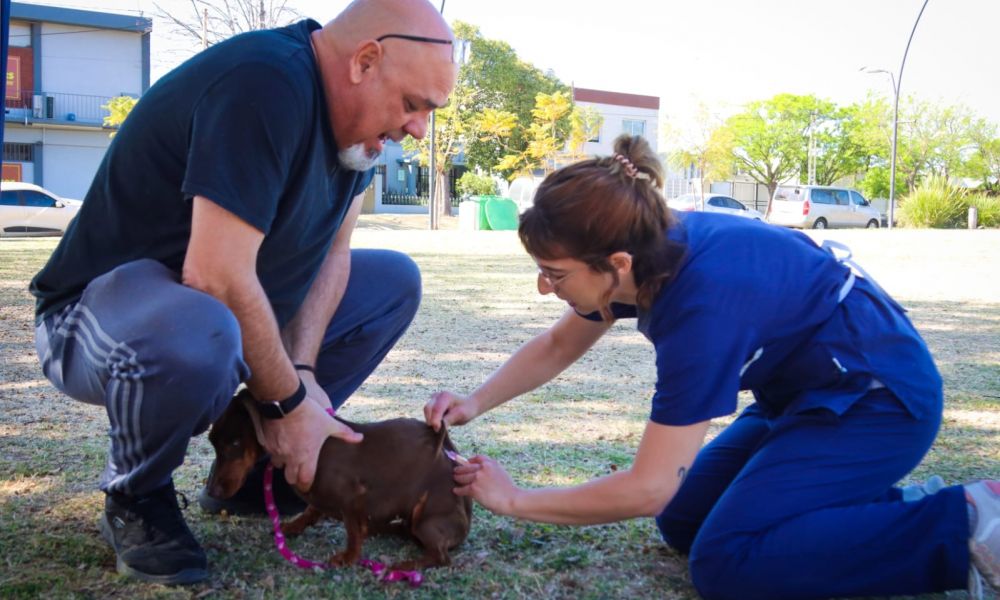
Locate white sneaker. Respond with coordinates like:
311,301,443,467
966,480,1000,593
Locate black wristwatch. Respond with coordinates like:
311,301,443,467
257,380,307,419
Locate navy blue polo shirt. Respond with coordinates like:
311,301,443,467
31,19,372,327
582,213,941,426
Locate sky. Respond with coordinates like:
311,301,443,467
19,0,1000,143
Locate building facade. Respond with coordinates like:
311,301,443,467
3,3,150,199
572,87,660,156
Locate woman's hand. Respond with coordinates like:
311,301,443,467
424,390,480,432
453,455,520,516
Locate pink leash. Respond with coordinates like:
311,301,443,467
261,407,424,587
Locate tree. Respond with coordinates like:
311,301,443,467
101,95,138,138
456,171,497,197
485,91,598,177
451,22,567,174
668,102,734,206
154,0,300,49
398,22,569,222
565,105,603,161
857,96,978,195
965,120,1000,194
401,82,477,222
722,94,820,212
810,104,871,186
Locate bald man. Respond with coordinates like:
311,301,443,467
29,0,457,585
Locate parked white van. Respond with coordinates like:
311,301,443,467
767,185,882,229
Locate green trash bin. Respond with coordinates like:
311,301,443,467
469,195,500,230
484,196,519,231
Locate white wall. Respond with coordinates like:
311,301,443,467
41,129,111,199
9,23,32,47
6,126,111,198
577,101,659,156
41,24,143,97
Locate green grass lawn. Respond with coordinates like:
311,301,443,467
0,227,997,599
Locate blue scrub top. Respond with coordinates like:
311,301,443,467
582,213,941,426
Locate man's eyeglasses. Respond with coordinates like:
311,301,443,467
376,33,471,64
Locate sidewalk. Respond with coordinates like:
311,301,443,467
356,213,459,231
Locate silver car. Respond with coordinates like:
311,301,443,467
668,193,765,220
767,185,881,229
0,182,82,236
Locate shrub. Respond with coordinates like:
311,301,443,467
898,177,967,228
456,172,498,198
968,194,1000,228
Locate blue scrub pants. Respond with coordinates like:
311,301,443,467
656,389,971,599
34,250,420,497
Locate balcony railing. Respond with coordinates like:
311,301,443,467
4,90,121,127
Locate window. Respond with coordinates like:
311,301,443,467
3,143,34,162
22,191,56,207
811,189,834,205
850,191,869,206
0,191,20,206
832,190,850,205
622,119,645,137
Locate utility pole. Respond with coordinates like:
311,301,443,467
259,0,266,29
201,8,208,49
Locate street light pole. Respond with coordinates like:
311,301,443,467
427,0,447,230
888,0,930,229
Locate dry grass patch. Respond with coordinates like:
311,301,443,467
1,226,997,599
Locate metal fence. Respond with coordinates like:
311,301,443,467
382,192,428,206
381,192,462,208
4,90,120,126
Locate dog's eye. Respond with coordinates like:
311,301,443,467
230,440,241,447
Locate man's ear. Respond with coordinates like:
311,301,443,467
608,251,633,276
349,40,383,84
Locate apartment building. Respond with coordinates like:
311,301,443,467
3,2,151,198
572,86,660,155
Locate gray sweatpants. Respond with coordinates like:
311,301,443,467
35,250,421,497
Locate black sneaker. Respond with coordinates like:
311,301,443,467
198,457,307,517
99,481,208,585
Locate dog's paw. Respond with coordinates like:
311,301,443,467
329,551,356,567
282,521,307,536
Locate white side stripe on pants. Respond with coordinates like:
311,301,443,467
52,304,146,494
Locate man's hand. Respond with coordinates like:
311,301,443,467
298,369,333,412
424,390,480,432
261,394,361,491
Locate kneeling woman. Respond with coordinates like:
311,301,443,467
425,135,998,599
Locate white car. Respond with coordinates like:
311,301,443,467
767,185,882,229
667,193,765,220
0,182,82,236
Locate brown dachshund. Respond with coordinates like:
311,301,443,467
207,390,472,571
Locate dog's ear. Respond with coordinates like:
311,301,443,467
239,393,269,448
